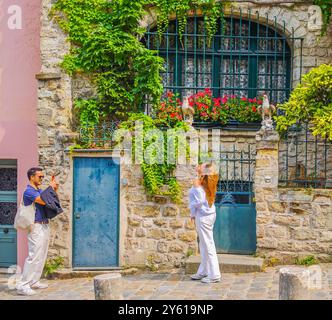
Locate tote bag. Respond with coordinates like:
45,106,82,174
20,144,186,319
14,196,35,231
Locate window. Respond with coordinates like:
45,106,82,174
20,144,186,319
144,16,292,104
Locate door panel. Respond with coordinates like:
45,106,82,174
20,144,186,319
214,204,256,254
0,160,17,267
73,157,120,268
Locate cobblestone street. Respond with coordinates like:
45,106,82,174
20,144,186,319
1,264,332,300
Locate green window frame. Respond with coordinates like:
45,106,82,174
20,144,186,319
144,15,292,105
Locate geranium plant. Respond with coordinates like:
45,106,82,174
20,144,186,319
226,95,263,123
155,89,263,125
188,88,229,124
155,92,184,126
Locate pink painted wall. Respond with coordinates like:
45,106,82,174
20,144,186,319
0,1,41,268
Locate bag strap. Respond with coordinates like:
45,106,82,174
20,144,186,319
19,193,24,206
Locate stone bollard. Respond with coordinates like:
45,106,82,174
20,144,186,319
94,273,123,300
279,267,310,300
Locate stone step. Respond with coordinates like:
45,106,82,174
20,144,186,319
185,254,264,274
45,267,140,280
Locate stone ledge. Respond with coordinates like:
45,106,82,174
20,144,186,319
36,72,62,80
45,267,140,280
185,254,264,274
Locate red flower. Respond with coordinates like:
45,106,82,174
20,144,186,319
170,113,175,118
176,98,182,106
204,104,209,110
241,97,247,101
189,99,194,107
221,97,228,104
252,106,257,112
258,100,263,105
253,97,257,103
204,88,212,96
213,98,221,107
167,92,173,98
248,98,253,103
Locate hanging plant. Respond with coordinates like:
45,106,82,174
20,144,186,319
153,0,226,45
118,113,190,203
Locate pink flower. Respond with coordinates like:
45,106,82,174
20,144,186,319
241,97,247,102
213,98,221,107
248,98,253,103
258,100,263,105
221,97,228,104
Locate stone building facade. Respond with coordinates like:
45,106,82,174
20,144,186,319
36,0,332,269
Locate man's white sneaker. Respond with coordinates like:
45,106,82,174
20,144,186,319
31,282,48,289
190,273,207,280
201,277,221,284
17,287,37,296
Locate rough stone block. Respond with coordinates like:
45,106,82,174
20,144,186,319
162,205,179,217
94,273,123,300
279,267,310,300
169,219,183,229
290,227,318,241
178,231,197,242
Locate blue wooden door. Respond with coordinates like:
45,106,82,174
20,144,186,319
0,160,17,268
213,147,257,254
73,157,120,268
214,201,256,254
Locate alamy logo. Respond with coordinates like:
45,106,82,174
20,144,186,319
7,5,22,30
307,265,322,290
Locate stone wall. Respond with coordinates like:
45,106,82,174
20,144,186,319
255,129,332,264
37,0,332,268
38,0,77,266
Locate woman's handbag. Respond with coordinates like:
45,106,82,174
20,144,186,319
14,196,35,231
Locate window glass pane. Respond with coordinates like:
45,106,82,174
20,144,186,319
0,168,17,191
220,59,248,97
0,202,17,225
161,59,174,90
258,60,287,103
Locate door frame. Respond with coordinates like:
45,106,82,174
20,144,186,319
70,152,123,270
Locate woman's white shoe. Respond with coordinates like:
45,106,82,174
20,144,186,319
201,277,221,284
190,273,207,280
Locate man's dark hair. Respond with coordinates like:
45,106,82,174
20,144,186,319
27,167,43,180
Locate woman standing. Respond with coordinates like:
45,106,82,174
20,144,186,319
188,163,221,283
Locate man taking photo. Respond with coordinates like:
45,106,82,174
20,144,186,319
16,167,58,296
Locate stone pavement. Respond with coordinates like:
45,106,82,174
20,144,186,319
0,264,331,300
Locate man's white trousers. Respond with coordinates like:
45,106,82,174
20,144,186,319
18,224,50,289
